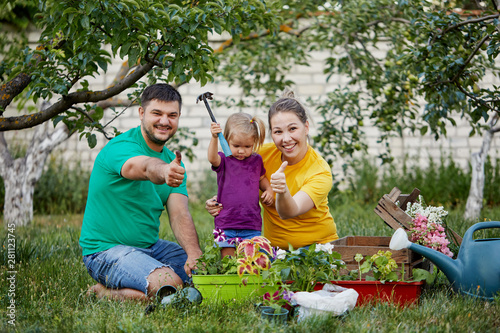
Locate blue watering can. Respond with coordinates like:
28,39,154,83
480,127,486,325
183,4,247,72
156,285,203,308
145,285,203,314
390,221,500,300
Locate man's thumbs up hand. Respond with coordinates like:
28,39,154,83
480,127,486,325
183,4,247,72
174,150,182,165
165,150,185,187
270,161,288,194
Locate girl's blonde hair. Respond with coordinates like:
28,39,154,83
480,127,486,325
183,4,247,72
224,113,266,152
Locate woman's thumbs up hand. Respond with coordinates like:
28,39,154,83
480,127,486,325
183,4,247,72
270,161,288,194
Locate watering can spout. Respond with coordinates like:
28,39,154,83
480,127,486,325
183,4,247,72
408,243,461,282
389,228,412,251
390,228,461,283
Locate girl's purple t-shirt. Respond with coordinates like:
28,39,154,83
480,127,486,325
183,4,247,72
212,152,266,231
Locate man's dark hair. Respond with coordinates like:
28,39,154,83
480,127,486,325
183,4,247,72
140,84,182,110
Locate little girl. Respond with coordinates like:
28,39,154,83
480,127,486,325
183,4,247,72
208,112,274,257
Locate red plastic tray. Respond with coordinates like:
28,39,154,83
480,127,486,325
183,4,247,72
314,280,424,306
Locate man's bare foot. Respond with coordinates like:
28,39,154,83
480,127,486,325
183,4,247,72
86,283,149,302
87,283,111,299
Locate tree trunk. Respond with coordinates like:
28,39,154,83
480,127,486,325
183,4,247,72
464,113,499,220
0,112,69,226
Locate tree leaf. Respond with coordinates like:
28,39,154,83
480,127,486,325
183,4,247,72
420,126,428,136
80,16,90,30
87,133,97,148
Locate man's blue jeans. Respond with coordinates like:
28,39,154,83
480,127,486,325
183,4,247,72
83,239,188,295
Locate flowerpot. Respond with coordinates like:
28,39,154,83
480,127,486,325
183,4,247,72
191,274,274,301
261,307,288,324
256,305,274,314
314,280,424,306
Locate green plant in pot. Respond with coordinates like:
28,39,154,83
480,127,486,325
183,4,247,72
194,231,273,276
259,289,293,323
353,250,431,283
267,243,346,292
192,234,275,300
358,250,399,282
192,242,238,275
261,288,293,310
235,236,273,277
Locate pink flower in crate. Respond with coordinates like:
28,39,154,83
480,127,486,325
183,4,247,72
409,213,454,258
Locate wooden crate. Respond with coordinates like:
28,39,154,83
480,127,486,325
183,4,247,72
373,187,420,231
373,187,462,245
331,187,426,279
331,235,425,279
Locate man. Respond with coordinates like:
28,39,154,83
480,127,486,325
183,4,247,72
79,83,202,301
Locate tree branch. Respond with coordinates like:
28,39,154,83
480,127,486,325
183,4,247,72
72,106,97,124
344,35,356,77
71,106,114,140
25,102,62,152
213,24,310,53
0,62,154,131
96,97,139,110
489,112,500,133
455,83,496,112
365,17,411,27
430,13,500,45
0,41,65,114
107,60,134,87
0,73,32,114
444,13,500,34
450,33,490,83
355,35,382,69
145,41,168,67
491,0,499,11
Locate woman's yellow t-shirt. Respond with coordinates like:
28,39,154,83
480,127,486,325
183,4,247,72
259,143,338,249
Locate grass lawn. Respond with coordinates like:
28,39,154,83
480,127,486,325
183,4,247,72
1,201,500,332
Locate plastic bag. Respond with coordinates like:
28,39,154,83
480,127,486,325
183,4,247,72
291,283,358,321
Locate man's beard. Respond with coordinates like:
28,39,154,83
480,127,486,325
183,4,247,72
143,122,174,146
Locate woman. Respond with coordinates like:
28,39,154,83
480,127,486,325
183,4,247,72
206,90,338,249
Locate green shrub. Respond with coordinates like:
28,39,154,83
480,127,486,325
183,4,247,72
338,152,499,208
388,154,472,207
33,156,91,215
484,156,500,207
345,157,381,203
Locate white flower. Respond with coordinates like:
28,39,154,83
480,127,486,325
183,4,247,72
315,242,334,254
405,195,448,224
275,249,287,260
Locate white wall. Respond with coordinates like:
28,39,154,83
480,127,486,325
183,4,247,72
3,33,499,193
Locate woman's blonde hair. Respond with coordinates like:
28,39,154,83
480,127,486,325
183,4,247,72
224,113,266,152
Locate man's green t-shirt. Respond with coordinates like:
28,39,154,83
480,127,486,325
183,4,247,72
79,126,188,256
